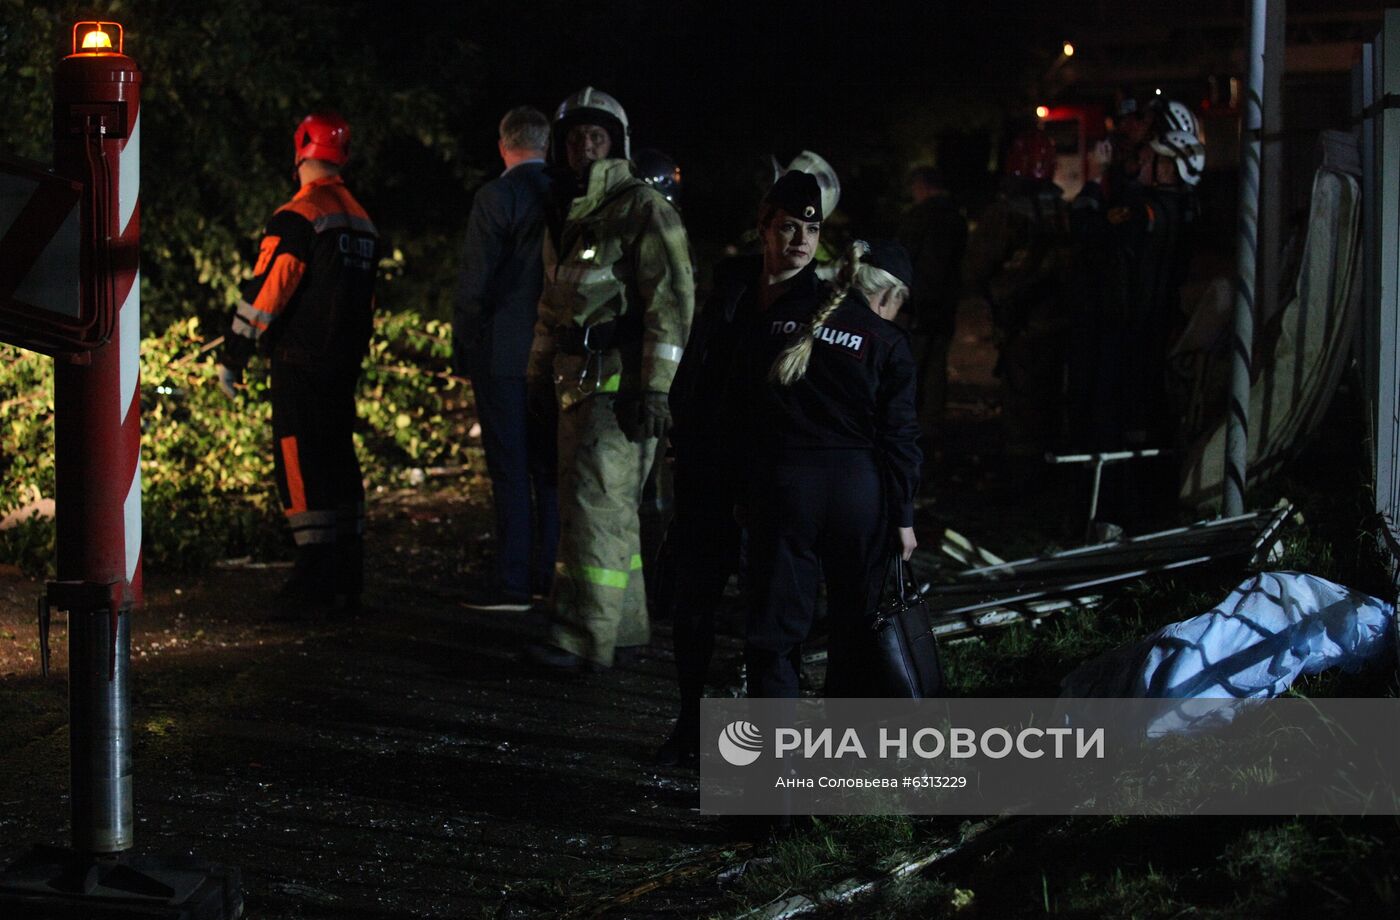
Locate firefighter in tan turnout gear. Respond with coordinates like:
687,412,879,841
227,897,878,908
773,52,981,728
525,87,695,671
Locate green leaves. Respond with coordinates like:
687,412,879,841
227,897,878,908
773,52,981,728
0,309,471,575
1,0,481,340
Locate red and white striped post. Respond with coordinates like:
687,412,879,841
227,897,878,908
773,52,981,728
0,25,240,914
51,20,141,856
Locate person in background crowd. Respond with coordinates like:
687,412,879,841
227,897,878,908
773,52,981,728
1105,90,1154,201
655,170,830,765
963,128,1073,453
1068,107,1204,531
453,106,559,612
217,112,379,614
525,87,695,672
897,166,967,445
738,238,921,701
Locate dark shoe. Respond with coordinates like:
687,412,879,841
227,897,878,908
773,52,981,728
277,571,331,602
459,589,533,612
612,645,645,666
653,723,700,768
328,592,362,620
523,642,596,673
268,588,337,621
273,566,336,612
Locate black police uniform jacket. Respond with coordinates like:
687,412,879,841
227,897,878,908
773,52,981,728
742,290,923,527
670,256,826,502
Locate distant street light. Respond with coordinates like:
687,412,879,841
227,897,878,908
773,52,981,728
1062,41,1075,57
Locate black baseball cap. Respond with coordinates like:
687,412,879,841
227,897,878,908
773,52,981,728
863,240,913,288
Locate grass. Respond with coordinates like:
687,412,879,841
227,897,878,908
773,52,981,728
728,814,928,908
940,572,1230,698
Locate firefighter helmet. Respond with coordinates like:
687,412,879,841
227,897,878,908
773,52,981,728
1156,99,1200,138
550,86,630,165
774,150,841,219
1150,130,1206,186
1005,130,1058,180
294,112,351,167
633,148,681,202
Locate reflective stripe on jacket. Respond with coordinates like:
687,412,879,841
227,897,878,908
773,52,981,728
528,159,694,405
223,175,379,369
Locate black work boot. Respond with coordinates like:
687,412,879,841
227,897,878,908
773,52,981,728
274,544,339,616
334,534,364,616
653,717,700,768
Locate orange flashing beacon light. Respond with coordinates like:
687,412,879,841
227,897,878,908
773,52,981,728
72,21,123,55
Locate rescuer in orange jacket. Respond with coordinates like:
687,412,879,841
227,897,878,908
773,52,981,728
217,111,380,612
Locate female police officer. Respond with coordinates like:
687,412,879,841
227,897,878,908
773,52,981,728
656,169,830,764
738,239,922,700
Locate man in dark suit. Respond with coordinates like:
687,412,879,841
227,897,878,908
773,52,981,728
454,106,558,610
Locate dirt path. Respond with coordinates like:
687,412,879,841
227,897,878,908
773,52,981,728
0,483,741,918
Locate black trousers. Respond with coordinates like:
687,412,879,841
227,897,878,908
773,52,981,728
663,462,743,730
271,361,365,593
470,374,559,597
745,451,887,699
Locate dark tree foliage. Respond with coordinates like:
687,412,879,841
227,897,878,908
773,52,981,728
0,0,486,333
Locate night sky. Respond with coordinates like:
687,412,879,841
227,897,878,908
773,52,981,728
416,0,1380,246
374,0,1064,247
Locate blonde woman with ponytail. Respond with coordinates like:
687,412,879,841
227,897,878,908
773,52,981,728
740,238,923,701
768,240,863,386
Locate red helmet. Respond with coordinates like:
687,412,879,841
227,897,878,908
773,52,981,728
294,112,350,166
1005,130,1057,180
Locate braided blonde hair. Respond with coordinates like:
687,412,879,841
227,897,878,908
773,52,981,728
768,241,908,385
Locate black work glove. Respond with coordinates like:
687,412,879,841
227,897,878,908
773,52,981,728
527,376,556,423
634,390,672,441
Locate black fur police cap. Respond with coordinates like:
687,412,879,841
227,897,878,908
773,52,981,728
763,171,824,222
863,240,913,288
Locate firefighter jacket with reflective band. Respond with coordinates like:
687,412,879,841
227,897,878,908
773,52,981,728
528,159,694,409
222,176,379,370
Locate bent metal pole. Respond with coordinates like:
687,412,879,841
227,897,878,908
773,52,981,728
51,25,142,855
1224,0,1269,517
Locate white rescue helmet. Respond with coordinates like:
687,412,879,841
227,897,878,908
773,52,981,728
1150,130,1206,186
551,86,631,165
771,150,842,219
1159,100,1200,138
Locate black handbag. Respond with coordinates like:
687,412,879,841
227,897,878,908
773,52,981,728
869,555,945,698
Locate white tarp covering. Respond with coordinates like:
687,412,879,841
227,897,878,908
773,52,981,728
1178,135,1362,507
1061,571,1393,699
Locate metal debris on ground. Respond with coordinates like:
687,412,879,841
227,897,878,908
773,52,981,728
572,844,755,918
920,504,1291,640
